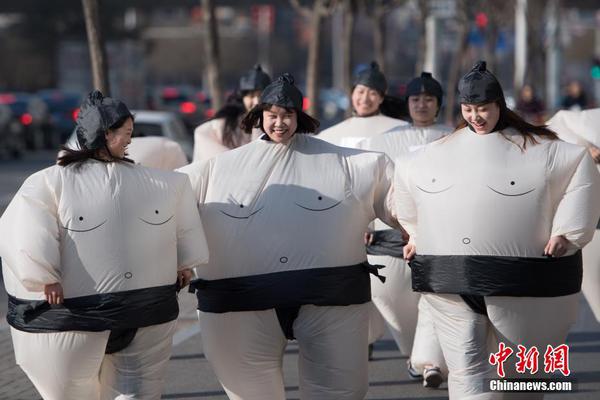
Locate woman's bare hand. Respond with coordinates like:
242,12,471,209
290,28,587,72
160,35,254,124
403,243,416,261
177,269,193,288
544,235,569,257
44,283,64,305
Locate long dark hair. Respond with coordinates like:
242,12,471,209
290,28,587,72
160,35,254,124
240,103,320,134
57,115,135,166
454,99,558,149
211,91,248,148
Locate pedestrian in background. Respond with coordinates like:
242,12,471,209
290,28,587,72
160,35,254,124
192,64,271,163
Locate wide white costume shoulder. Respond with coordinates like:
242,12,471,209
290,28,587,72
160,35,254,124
358,123,449,155
0,161,208,299
547,108,600,323
317,115,407,148
395,127,600,256
128,136,188,170
180,133,398,280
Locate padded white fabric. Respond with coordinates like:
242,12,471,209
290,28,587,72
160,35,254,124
0,161,209,400
192,119,260,163
0,161,208,297
181,134,398,280
128,136,188,170
180,133,398,399
547,108,600,322
359,124,450,355
317,115,407,148
395,127,600,399
199,303,370,400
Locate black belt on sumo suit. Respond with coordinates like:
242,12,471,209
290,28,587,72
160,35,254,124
409,251,583,315
189,261,386,340
7,284,180,353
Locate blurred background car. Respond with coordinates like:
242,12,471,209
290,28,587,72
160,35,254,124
66,109,193,161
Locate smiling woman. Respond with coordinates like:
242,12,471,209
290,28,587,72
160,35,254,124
180,73,401,400
395,61,600,400
0,90,209,400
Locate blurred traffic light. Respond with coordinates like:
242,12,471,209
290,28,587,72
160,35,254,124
592,58,600,80
475,12,488,29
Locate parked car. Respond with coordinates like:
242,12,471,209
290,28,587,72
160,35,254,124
34,89,82,149
0,102,26,159
66,110,193,161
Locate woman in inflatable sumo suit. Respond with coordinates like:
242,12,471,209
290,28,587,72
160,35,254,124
318,61,408,148
357,72,451,388
179,73,400,400
394,61,600,400
0,90,209,400
317,61,407,356
192,64,271,163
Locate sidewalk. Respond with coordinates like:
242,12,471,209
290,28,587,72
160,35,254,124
1,293,599,399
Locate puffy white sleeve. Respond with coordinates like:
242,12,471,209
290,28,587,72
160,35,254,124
393,155,418,244
163,140,189,170
372,154,402,230
192,119,229,163
175,174,209,270
550,144,600,248
0,170,61,291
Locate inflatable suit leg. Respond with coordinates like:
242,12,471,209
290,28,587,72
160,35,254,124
11,328,109,400
582,229,600,322
486,294,579,400
198,309,288,400
368,254,420,355
367,300,385,344
100,320,177,400
423,294,500,400
294,303,370,400
410,296,448,376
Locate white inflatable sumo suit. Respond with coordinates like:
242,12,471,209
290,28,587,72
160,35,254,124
127,136,188,170
180,72,400,400
318,115,407,345
0,91,209,400
394,126,600,399
358,123,450,374
547,108,600,322
193,65,271,163
318,114,407,149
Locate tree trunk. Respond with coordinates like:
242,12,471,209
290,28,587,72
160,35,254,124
444,0,469,125
306,0,325,119
373,1,386,73
341,0,355,117
81,0,109,95
414,0,428,76
202,0,223,111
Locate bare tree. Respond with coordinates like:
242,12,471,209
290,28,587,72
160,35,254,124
202,0,223,110
414,0,429,76
366,0,404,74
290,0,338,118
81,0,109,94
444,0,471,125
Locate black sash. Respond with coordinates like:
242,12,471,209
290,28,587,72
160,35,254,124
366,229,406,258
189,262,376,313
7,284,179,333
409,251,582,297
